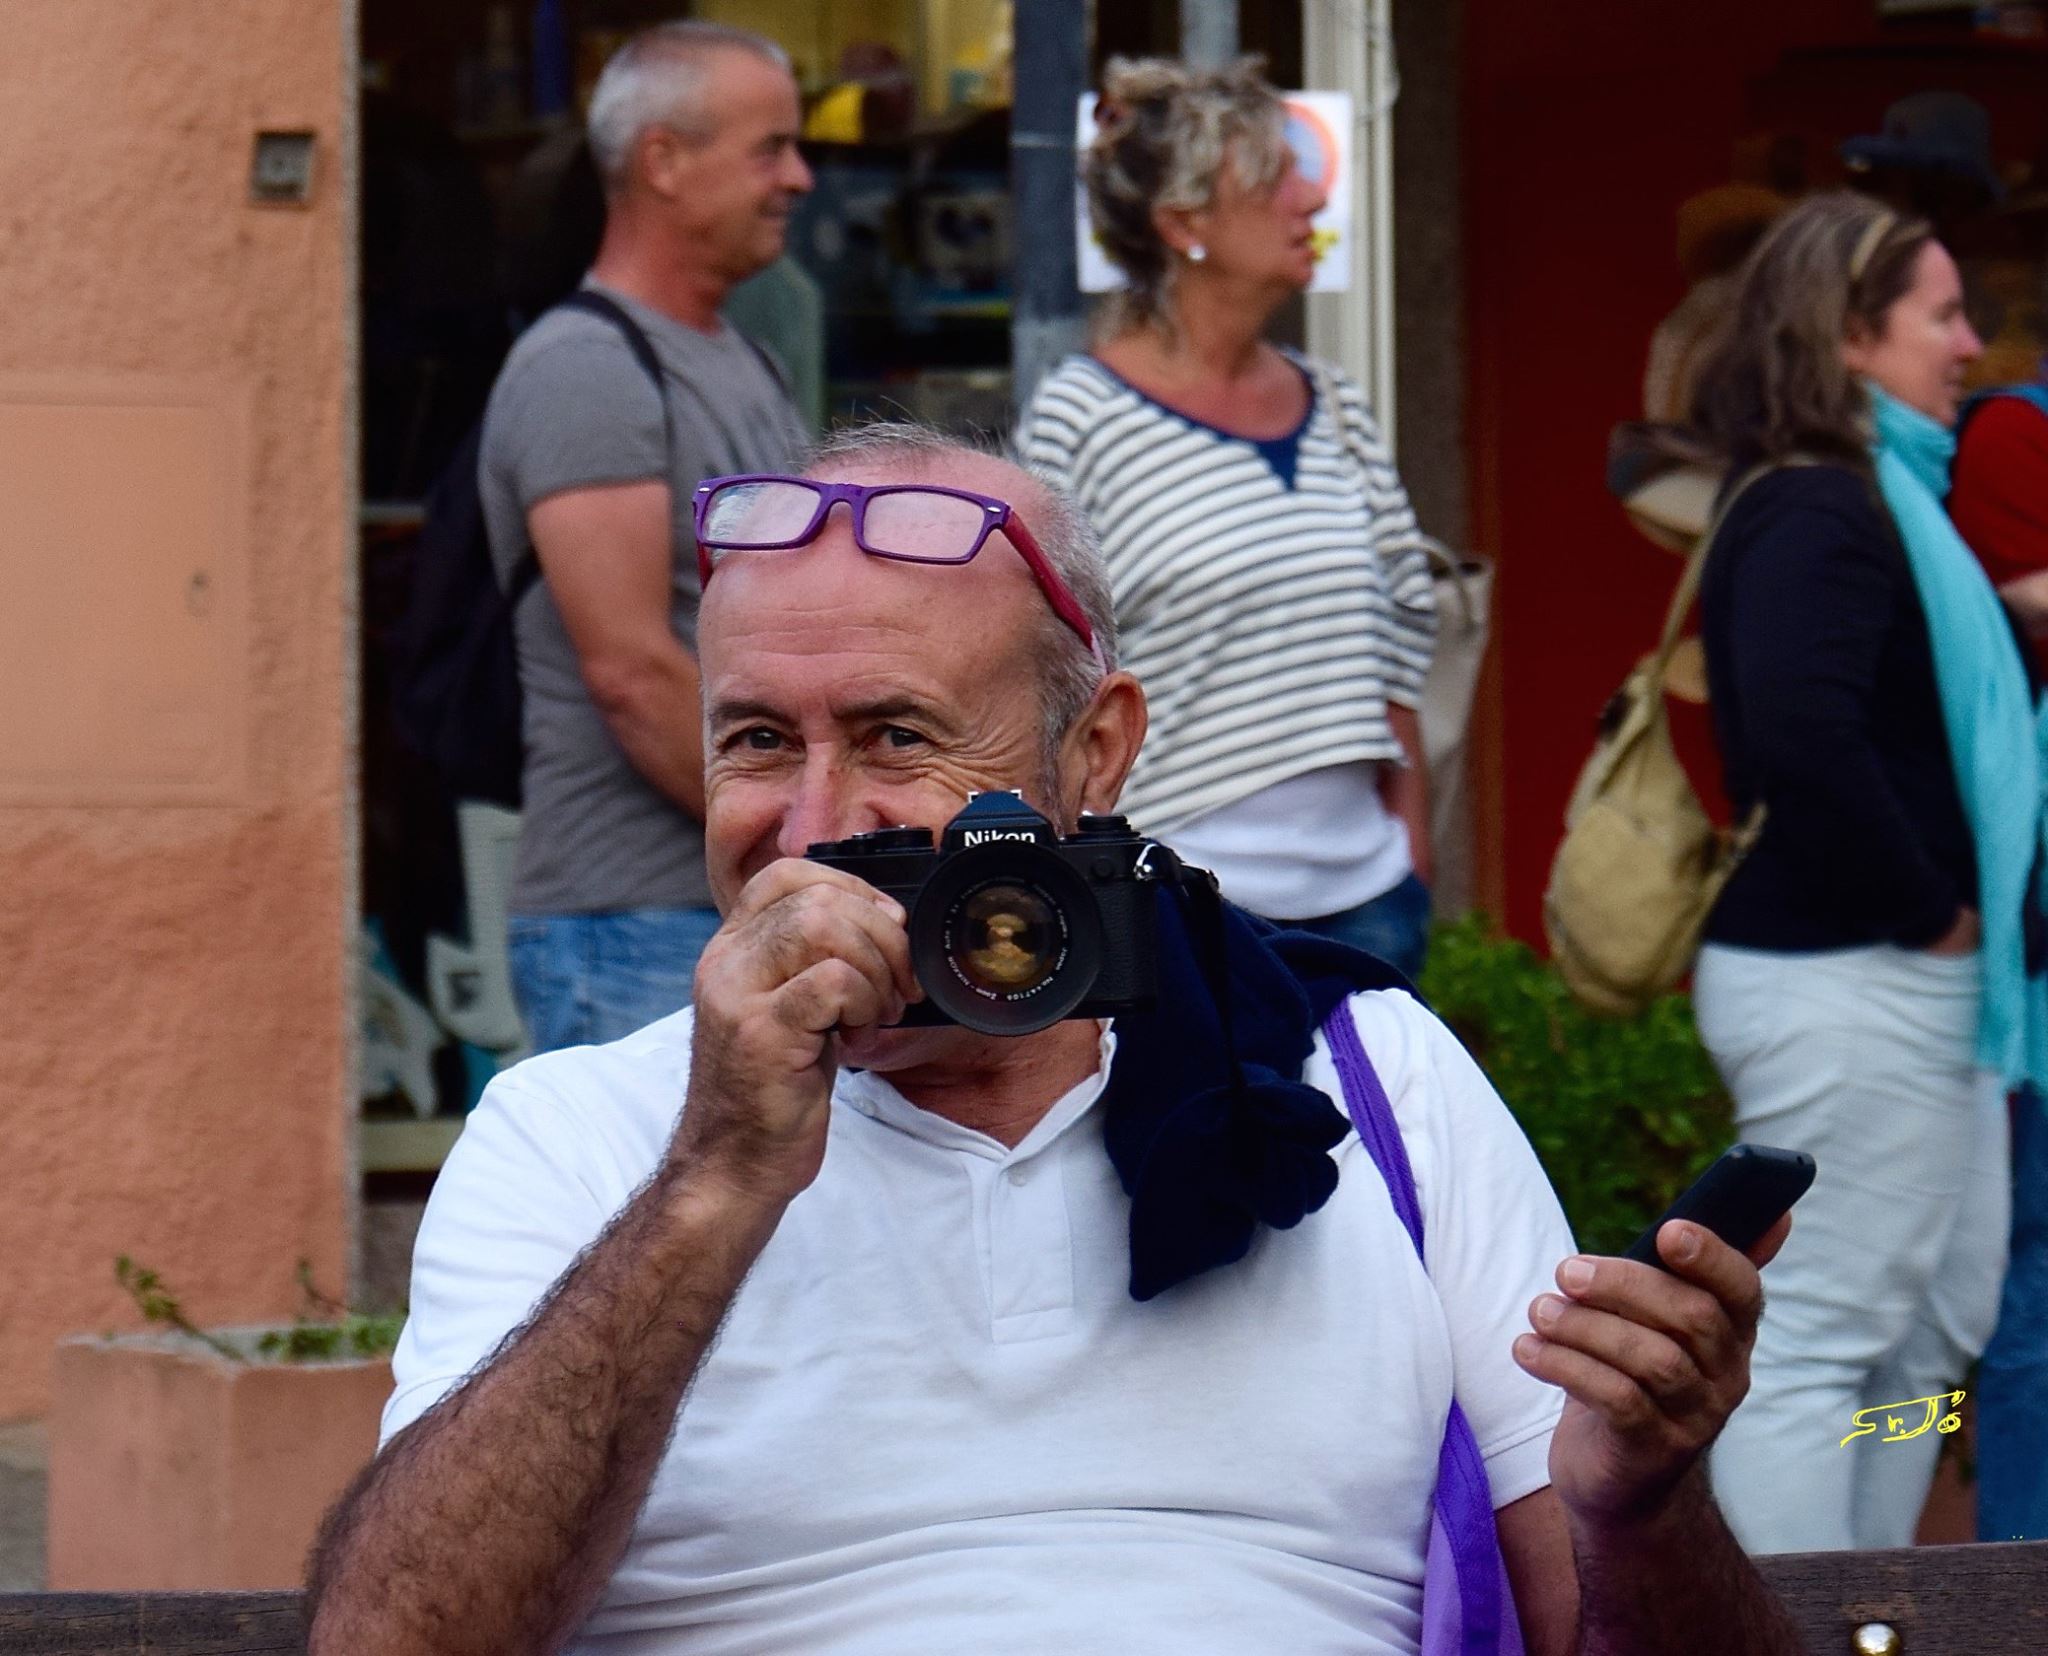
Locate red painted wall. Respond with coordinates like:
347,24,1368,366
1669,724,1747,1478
1463,1,2048,942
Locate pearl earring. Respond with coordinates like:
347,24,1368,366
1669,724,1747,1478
1187,244,1207,263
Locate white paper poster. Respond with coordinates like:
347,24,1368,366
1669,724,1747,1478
1074,91,1355,294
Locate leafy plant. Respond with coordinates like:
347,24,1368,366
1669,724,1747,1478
114,1255,244,1362
256,1261,405,1361
1417,914,1734,1257
113,1255,403,1362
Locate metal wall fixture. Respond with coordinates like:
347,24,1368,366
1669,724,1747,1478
249,131,317,206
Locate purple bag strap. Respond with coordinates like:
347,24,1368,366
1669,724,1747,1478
1322,1004,1524,1656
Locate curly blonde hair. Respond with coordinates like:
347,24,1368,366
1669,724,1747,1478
1083,55,1288,335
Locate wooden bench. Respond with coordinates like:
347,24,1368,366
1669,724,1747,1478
1756,1542,2048,1652
4,1544,2047,1653
0,1591,304,1653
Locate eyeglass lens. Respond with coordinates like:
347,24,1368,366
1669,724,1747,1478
701,479,821,550
859,489,993,562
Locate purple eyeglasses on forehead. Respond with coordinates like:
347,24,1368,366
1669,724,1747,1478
692,473,1098,656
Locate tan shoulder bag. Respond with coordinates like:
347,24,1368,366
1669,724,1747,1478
1543,465,1778,1016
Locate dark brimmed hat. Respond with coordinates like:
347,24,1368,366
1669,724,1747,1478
1841,91,2004,201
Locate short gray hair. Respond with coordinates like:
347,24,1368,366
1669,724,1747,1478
586,21,790,191
802,422,1120,792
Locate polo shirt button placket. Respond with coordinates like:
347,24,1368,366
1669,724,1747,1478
986,1151,1075,1343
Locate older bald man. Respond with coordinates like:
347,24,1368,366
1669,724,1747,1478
307,427,1799,1655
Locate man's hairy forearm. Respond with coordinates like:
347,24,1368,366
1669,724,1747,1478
1571,1469,1802,1656
306,1163,782,1656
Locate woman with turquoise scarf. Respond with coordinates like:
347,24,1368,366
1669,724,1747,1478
1686,191,2035,1552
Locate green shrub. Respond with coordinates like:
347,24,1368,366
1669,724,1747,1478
1417,913,1733,1257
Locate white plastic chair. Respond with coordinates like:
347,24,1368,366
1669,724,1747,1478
426,801,529,1062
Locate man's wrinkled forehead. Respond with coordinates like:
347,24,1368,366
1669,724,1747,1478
700,532,1037,701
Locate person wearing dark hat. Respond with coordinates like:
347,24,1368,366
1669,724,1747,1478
1842,90,2005,229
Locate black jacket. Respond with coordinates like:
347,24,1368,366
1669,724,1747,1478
1700,462,1975,952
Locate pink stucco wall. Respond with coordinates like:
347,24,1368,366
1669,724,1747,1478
0,2,356,1418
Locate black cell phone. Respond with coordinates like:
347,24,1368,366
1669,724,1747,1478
1622,1144,1817,1271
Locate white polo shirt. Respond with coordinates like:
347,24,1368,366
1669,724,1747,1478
385,990,1572,1655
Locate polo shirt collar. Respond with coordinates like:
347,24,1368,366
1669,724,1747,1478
835,1022,1119,1164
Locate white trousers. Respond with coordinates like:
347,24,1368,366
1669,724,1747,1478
1694,942,2009,1554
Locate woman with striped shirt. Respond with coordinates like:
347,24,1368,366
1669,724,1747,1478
1017,56,1438,975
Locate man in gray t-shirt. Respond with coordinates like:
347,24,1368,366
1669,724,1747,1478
478,21,811,1051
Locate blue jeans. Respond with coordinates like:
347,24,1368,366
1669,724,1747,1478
1287,873,1433,983
1979,1091,2048,1541
508,906,722,1054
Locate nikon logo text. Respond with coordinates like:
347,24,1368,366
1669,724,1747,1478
962,829,1037,846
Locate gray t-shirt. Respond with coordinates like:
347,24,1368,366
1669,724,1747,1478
479,282,808,915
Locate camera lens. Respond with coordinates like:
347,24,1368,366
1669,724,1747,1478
909,842,1103,1035
949,882,1063,994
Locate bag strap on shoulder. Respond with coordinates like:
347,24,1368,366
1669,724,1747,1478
1652,461,1777,668
1310,360,1485,605
1645,457,1811,852
499,288,678,608
1652,455,1825,666
1307,356,1370,466
556,288,668,409
561,286,791,481
555,287,676,458
736,329,791,398
1321,1003,1521,1654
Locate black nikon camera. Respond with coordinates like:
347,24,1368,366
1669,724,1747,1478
806,791,1160,1036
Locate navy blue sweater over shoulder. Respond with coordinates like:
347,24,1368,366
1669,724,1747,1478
1699,462,1975,952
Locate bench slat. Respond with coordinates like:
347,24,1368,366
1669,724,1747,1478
1757,1540,2048,1654
5,1546,2048,1653
0,1593,305,1655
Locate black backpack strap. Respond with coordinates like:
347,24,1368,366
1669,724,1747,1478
554,287,675,454
557,288,664,391
503,547,542,607
559,285,790,450
735,329,791,398
506,288,679,609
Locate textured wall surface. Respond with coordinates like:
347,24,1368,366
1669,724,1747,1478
0,2,355,1418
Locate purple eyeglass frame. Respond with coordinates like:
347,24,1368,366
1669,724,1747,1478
692,474,1097,654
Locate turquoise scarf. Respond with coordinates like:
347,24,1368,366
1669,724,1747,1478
1870,383,2048,1093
